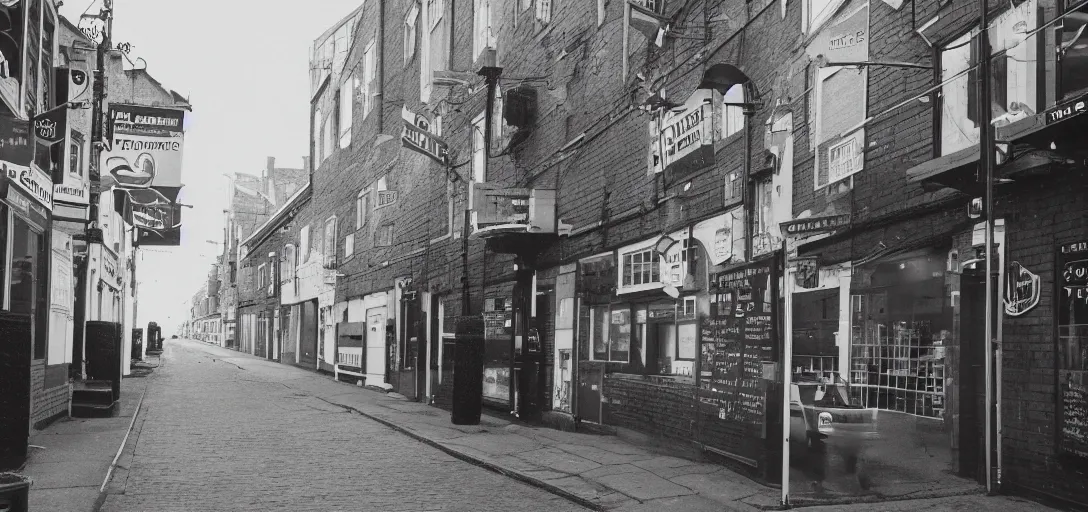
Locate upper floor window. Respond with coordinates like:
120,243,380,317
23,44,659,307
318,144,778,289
621,248,660,288
940,4,1039,156
339,79,353,148
324,216,337,268
362,41,377,117
1060,2,1088,101
322,114,334,161
69,131,84,177
333,20,354,75
471,112,486,182
474,0,496,60
313,108,323,164
422,0,447,102
722,85,745,139
282,244,296,283
806,0,844,34
536,0,552,24
404,4,419,64
300,225,311,264
257,263,268,290
345,233,355,259
356,188,371,229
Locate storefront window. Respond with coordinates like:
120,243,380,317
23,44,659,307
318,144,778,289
590,305,630,363
8,214,46,358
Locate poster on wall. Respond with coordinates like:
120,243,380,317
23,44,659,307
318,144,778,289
1058,241,1088,462
650,89,717,187
699,258,777,433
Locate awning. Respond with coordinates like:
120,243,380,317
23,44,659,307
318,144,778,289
905,145,980,191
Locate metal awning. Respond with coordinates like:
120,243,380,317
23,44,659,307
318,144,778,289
905,145,980,191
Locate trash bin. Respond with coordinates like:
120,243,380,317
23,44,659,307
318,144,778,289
0,473,30,512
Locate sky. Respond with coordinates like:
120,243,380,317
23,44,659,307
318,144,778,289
61,0,364,334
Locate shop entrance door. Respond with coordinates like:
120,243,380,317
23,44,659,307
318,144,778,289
578,366,602,423
958,271,990,483
299,300,318,367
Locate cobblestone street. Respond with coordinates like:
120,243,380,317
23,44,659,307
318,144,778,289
98,340,587,512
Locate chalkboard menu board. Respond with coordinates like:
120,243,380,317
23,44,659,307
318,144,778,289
1059,240,1088,461
699,259,777,430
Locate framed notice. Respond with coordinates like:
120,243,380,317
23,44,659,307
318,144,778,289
1058,240,1088,464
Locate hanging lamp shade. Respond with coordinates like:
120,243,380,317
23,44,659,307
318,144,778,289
697,63,751,96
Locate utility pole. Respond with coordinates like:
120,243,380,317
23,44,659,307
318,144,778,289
977,0,996,495
79,0,113,379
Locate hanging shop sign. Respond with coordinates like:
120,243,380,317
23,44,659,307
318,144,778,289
375,190,399,209
470,183,556,236
102,104,186,189
781,213,851,236
401,106,449,165
1058,240,1088,461
129,186,183,246
1003,261,1040,316
651,89,716,187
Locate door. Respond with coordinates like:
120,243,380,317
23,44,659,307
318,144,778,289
578,366,602,423
958,271,991,482
366,308,387,380
299,300,318,367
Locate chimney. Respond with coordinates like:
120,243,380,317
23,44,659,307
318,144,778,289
266,156,276,174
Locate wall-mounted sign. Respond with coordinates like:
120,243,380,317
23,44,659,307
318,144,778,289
651,89,716,187
1004,261,1040,316
102,104,186,189
781,214,850,236
4,161,53,210
129,186,182,246
1046,96,1088,125
1058,240,1088,461
401,106,448,165
375,190,399,209
32,105,65,146
471,183,556,236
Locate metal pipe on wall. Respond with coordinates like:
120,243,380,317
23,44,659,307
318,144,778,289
977,0,996,493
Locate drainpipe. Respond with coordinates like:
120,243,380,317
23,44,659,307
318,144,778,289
377,0,385,133
977,0,996,494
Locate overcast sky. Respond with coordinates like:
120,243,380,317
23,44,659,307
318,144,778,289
61,0,363,334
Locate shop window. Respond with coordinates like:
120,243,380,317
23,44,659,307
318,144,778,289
7,214,45,358
621,248,660,287
590,305,630,363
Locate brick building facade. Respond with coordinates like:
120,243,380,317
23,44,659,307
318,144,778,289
220,0,1088,506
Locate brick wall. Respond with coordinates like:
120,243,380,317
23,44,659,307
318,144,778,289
997,169,1088,507
603,374,695,446
31,360,68,429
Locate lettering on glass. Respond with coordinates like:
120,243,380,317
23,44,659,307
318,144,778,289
1058,241,1088,461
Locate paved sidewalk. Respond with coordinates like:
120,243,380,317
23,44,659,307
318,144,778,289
184,339,1055,512
17,356,158,512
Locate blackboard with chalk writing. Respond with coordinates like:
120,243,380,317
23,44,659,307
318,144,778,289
1058,241,1088,462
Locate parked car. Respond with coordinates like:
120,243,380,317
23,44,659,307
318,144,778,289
791,373,877,492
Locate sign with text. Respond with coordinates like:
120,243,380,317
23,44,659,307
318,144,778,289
806,4,870,63
375,190,399,209
128,186,182,246
781,213,851,236
401,106,448,165
102,104,186,189
1059,240,1088,462
652,89,716,187
1046,96,1088,125
4,161,52,210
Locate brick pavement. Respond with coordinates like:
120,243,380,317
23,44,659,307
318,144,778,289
98,339,586,512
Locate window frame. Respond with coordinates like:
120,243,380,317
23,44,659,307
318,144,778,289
282,244,296,283
362,41,377,118
617,240,663,295
721,84,746,140
404,3,419,65
471,111,486,182
339,77,353,148
300,225,311,264
589,304,632,363
344,232,355,259
536,0,552,24
257,263,268,290
473,0,496,60
356,188,371,229
324,215,338,268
